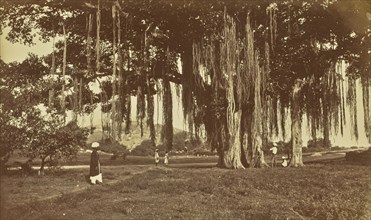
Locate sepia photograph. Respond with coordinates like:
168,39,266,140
0,0,370,219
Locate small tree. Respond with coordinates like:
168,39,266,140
0,124,25,174
0,86,26,174
21,109,88,173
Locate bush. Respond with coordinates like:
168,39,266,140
307,138,331,149
330,146,342,151
0,88,27,174
130,140,157,156
0,124,24,174
98,138,128,154
20,110,89,173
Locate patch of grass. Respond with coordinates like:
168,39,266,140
345,148,371,165
2,162,370,220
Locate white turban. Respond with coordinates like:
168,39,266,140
92,142,100,148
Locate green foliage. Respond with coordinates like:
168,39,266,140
1,0,370,162
98,138,127,154
0,74,27,172
1,54,53,112
20,109,88,170
0,123,25,173
1,57,88,172
2,1,369,83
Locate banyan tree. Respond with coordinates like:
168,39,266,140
1,0,370,168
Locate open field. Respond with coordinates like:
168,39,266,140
1,158,370,220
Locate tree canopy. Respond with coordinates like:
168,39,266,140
1,0,370,168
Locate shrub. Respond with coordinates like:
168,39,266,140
98,138,128,154
20,110,89,173
307,138,331,149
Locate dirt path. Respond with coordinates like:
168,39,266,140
13,150,347,171
37,166,158,202
1,166,163,209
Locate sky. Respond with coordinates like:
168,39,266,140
1,28,369,147
0,27,56,63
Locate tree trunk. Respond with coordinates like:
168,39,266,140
216,148,225,168
311,114,317,148
72,77,79,122
90,92,94,134
60,23,67,123
111,4,118,140
95,0,101,71
322,68,331,148
101,92,110,141
362,78,371,143
87,13,93,74
147,92,156,147
323,104,331,148
347,78,359,141
242,106,253,167
124,46,132,134
163,78,173,152
250,53,268,168
48,35,56,109
39,157,47,175
145,24,156,147
261,96,269,154
117,57,124,140
136,84,145,137
181,45,194,135
116,9,123,140
124,95,131,134
224,110,245,169
289,80,304,167
261,41,270,158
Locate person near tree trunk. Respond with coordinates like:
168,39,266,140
164,151,169,166
90,142,102,185
270,143,278,168
154,149,160,166
281,156,288,167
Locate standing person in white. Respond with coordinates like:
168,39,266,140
270,143,278,168
154,149,160,166
90,142,103,184
281,156,288,167
164,151,169,166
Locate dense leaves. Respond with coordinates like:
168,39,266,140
0,0,370,169
0,55,89,173
20,110,88,172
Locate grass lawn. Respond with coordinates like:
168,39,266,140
65,153,219,166
1,160,370,220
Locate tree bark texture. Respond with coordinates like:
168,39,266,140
224,110,245,169
290,80,304,167
163,78,173,151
